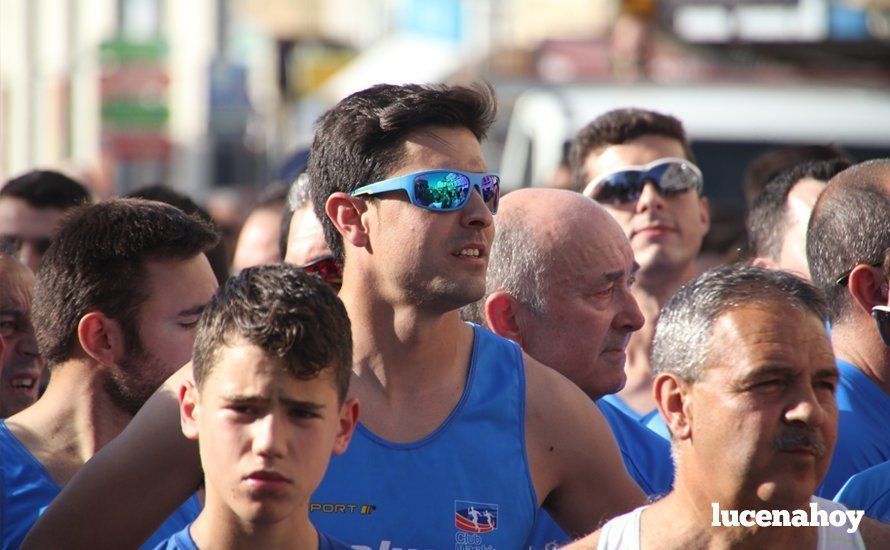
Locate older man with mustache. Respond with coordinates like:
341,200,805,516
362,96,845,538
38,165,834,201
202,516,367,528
567,265,890,549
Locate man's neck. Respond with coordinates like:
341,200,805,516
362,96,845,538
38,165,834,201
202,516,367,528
616,266,691,415
191,501,317,550
4,360,133,485
338,282,476,442
831,320,890,395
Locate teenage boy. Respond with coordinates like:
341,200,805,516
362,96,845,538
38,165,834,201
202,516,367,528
154,264,357,550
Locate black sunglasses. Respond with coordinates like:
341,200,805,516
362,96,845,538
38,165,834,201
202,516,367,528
873,305,890,347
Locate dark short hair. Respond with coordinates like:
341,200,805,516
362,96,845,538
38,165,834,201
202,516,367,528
807,159,890,323
308,83,497,263
743,144,850,207
192,263,352,402
569,108,694,191
747,158,852,260
653,264,827,383
32,199,219,368
125,184,231,285
1,170,91,209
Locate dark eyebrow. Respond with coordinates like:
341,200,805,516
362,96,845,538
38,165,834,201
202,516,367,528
0,309,24,318
177,304,206,317
222,394,326,412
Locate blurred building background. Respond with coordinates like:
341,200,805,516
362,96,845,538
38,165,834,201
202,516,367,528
2,0,889,201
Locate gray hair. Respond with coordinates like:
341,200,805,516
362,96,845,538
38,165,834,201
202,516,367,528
461,205,549,325
652,264,827,383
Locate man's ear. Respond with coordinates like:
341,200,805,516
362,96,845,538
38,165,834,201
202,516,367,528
326,193,370,250
332,397,360,456
179,380,200,441
847,264,886,314
77,312,127,366
484,291,523,345
698,195,711,232
751,256,777,270
654,373,692,441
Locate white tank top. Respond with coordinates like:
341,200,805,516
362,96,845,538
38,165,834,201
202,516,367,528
596,497,865,550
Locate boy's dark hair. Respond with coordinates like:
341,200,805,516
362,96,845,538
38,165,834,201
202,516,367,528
125,184,231,285
192,263,352,401
307,83,497,263
807,159,890,323
747,158,852,260
32,199,219,368
1,170,91,209
569,108,694,191
743,144,850,207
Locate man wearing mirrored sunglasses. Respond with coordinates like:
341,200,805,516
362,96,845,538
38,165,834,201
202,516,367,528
570,108,710,421
806,158,890,499
23,83,643,549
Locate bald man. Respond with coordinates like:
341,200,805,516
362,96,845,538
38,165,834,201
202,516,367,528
463,189,673,547
0,252,44,418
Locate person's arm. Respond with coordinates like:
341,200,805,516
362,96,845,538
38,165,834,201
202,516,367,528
22,364,202,550
524,354,646,538
860,516,890,548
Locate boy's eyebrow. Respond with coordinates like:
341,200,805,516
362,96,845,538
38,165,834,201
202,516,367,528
221,394,327,411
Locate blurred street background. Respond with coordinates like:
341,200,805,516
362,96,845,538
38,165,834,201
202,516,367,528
2,0,889,233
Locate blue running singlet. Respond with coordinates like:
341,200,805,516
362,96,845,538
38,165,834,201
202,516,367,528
310,324,538,549
0,420,201,549
152,523,351,550
834,460,890,524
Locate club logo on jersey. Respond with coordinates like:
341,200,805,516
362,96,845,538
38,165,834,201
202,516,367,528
454,500,498,533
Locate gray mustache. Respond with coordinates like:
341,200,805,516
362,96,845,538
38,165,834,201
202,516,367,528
773,428,828,457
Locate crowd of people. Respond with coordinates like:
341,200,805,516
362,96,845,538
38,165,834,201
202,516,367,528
0,82,888,549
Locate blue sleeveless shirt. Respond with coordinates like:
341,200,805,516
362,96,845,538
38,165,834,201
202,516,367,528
0,420,201,549
310,324,538,549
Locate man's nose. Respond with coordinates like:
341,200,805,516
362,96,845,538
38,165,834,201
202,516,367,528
460,188,494,229
635,181,665,213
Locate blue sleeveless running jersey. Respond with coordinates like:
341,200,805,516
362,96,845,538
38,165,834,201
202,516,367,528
310,324,538,549
0,420,201,549
151,523,351,550
817,359,890,498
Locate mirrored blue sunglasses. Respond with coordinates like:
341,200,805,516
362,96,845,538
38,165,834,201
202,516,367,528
351,170,500,214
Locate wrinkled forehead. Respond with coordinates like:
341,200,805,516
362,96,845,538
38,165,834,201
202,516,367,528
550,216,635,287
700,303,834,381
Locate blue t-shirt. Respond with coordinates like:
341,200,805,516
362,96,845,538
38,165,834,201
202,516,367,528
310,324,537,549
0,420,201,549
834,461,890,524
817,359,890,498
523,398,675,548
152,523,350,550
